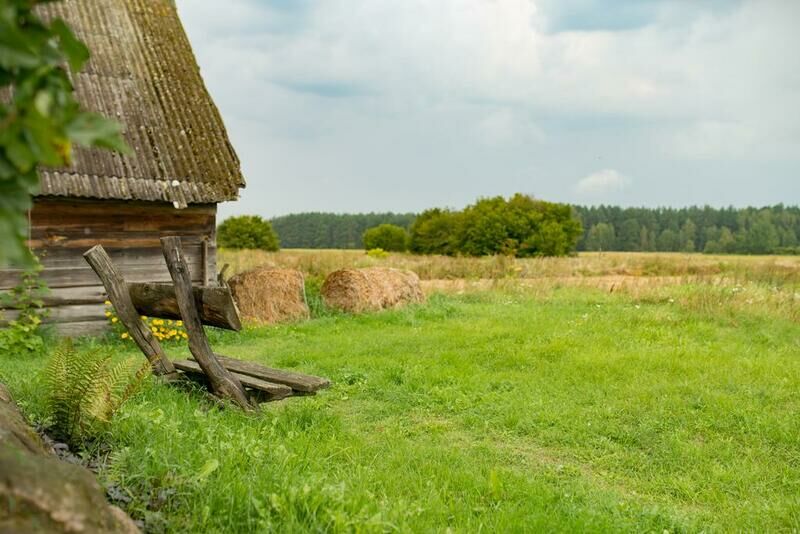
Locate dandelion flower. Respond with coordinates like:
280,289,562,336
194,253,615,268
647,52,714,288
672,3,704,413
105,311,112,317
111,317,118,323
176,320,183,327
104,300,112,306
121,332,129,339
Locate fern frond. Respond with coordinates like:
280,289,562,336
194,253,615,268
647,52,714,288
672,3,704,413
41,343,150,445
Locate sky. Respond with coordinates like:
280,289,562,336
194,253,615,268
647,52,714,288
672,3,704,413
174,0,800,219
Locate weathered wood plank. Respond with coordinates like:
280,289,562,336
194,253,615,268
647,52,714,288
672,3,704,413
161,236,251,410
34,245,211,268
128,282,241,331
173,360,292,400
52,320,109,337
84,244,176,378
1,304,104,325
0,264,207,290
213,354,330,393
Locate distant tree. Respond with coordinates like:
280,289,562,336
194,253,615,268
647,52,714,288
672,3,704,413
680,219,697,252
657,229,680,251
744,217,779,254
409,208,460,255
585,223,616,251
454,194,581,257
362,224,409,252
618,219,641,251
217,215,279,251
270,212,416,249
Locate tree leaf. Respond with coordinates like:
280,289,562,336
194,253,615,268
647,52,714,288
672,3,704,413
65,112,130,153
50,19,89,72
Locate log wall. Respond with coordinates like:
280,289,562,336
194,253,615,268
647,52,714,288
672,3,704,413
0,198,218,337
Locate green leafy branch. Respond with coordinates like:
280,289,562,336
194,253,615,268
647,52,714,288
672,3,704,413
0,0,129,266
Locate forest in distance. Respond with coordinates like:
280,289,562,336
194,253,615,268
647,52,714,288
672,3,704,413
269,204,800,255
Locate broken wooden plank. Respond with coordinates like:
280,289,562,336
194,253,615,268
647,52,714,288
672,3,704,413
161,236,252,411
84,245,177,378
173,360,292,400
213,354,330,393
128,282,242,331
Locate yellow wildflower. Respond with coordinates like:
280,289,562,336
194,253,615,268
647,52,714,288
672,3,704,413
111,317,118,323
169,329,177,337
141,316,147,321
105,311,112,317
151,327,158,333
176,320,183,327
121,332,129,339
104,300,112,306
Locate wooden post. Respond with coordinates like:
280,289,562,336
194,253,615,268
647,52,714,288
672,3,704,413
83,245,177,378
160,236,252,410
201,236,209,286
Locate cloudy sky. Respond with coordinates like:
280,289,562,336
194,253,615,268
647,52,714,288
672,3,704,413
174,0,799,219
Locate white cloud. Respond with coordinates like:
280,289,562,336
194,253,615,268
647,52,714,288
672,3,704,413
573,169,631,196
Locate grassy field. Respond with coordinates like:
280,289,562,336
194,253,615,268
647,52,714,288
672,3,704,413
1,251,799,532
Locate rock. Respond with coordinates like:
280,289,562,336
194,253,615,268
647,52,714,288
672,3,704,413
0,383,140,534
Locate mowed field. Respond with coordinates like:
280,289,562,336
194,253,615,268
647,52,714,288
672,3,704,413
2,250,799,532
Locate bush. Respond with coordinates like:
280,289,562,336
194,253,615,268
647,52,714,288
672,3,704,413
0,264,48,354
362,224,409,252
217,216,280,251
409,209,461,255
409,194,582,258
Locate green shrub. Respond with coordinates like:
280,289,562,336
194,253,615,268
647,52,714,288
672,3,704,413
366,248,389,259
362,224,409,252
42,342,150,445
218,215,280,251
409,208,461,255
0,264,48,354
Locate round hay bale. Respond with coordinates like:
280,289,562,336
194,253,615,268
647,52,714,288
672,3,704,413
321,268,424,313
228,268,310,324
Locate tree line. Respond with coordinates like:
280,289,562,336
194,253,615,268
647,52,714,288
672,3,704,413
256,203,800,255
270,212,416,249
574,205,800,254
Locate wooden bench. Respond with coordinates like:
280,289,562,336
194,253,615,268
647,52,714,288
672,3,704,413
84,236,329,410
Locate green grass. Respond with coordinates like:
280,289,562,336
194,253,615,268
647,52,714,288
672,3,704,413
2,285,799,532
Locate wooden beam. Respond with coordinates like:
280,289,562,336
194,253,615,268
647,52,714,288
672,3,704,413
83,245,176,378
128,282,242,331
160,236,252,410
172,360,292,401
213,354,330,393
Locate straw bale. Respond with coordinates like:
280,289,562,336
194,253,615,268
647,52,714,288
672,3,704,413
228,268,309,324
321,268,424,313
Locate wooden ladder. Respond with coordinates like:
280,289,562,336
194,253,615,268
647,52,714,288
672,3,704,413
84,236,330,410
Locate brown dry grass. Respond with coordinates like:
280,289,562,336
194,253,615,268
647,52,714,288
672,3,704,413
218,249,799,323
227,267,309,324
220,249,800,286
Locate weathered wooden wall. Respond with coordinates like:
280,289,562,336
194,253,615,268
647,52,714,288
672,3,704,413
0,198,217,336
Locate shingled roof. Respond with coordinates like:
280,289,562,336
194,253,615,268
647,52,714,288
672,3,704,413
36,0,245,207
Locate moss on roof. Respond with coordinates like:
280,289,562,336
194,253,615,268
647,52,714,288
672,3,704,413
36,0,246,206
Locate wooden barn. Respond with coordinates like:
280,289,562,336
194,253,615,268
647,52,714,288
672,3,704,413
0,0,245,336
